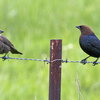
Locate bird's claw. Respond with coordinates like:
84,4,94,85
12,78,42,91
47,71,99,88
80,59,87,64
2,56,7,61
93,61,98,66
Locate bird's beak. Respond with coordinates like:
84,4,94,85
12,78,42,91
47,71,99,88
0,30,4,34
76,26,80,29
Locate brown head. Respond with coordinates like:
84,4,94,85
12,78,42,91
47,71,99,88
76,25,94,35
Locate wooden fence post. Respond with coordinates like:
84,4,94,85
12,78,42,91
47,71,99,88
49,39,62,100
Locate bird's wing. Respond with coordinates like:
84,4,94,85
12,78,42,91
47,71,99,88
0,35,22,55
88,35,100,50
0,35,14,48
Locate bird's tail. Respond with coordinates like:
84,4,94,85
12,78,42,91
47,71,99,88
11,47,23,55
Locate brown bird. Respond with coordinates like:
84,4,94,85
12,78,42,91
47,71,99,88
76,25,100,65
0,30,22,58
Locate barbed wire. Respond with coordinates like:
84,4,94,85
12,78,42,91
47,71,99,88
0,56,49,62
0,56,100,65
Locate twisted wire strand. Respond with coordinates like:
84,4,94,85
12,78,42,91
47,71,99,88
0,56,49,62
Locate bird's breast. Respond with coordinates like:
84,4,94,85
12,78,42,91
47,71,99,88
79,36,90,50
79,35,100,57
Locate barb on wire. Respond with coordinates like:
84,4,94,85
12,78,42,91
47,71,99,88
0,56,100,65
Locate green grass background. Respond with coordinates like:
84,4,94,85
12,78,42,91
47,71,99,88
0,0,100,100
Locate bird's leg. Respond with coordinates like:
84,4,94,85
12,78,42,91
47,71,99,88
93,58,99,66
81,56,91,64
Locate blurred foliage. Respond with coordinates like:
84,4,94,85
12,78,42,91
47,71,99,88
0,0,100,100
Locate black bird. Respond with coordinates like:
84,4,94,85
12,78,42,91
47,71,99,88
0,30,22,58
76,25,100,65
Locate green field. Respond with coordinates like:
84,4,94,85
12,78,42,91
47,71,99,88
0,0,100,100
